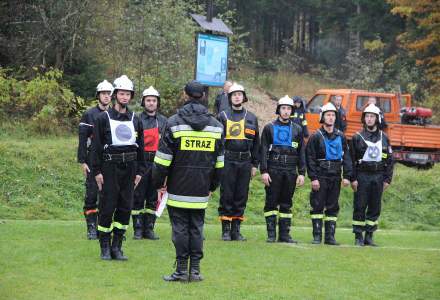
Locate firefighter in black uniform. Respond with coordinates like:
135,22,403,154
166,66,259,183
77,80,113,240
260,95,306,243
153,81,224,282
306,102,352,245
291,96,309,137
91,75,146,260
132,86,167,240
217,83,259,241
350,104,394,246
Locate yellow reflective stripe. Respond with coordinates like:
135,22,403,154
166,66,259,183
167,199,208,209
302,120,308,125
366,220,379,226
264,210,278,217
324,216,338,222
98,225,113,233
352,220,366,226
112,222,128,230
131,210,142,216
310,214,324,219
279,213,293,219
173,130,221,139
145,208,156,215
382,153,387,158
292,142,299,148
215,161,225,168
154,156,172,166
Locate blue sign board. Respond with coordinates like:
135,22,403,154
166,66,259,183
195,33,229,87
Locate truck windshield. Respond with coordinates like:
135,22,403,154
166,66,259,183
307,94,326,113
356,96,391,113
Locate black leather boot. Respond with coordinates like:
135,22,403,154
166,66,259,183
265,215,277,243
278,218,297,244
221,220,231,241
132,214,143,240
189,259,204,282
231,219,246,241
324,221,340,246
311,218,322,244
111,230,128,261
99,232,111,260
163,259,189,282
364,231,377,247
355,232,364,246
86,212,98,240
143,213,159,240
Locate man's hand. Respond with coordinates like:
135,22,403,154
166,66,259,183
351,180,358,192
383,182,390,191
342,179,350,187
81,163,90,177
311,179,320,191
95,174,104,191
261,173,272,187
134,175,142,189
296,175,305,187
251,167,257,178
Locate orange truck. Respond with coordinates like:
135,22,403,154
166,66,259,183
305,89,440,168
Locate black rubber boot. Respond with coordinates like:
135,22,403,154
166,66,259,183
278,218,297,244
364,232,377,247
354,232,364,246
111,230,128,261
189,259,204,282
231,219,246,241
143,213,159,240
324,221,340,246
265,215,277,243
132,214,143,240
99,232,112,260
221,220,231,241
85,212,98,240
163,259,189,282
311,219,322,244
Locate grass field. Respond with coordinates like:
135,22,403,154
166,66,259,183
1,220,439,300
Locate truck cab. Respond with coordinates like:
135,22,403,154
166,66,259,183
306,89,440,168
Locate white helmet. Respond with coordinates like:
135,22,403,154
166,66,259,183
362,104,381,124
141,86,160,107
113,75,134,94
228,82,248,102
319,102,337,123
276,95,294,114
95,80,113,97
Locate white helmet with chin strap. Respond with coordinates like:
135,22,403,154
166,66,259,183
95,80,114,98
362,104,381,124
140,86,160,107
276,95,294,114
113,75,134,98
319,102,337,123
228,83,248,103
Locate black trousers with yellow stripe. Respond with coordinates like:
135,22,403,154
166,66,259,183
133,162,157,214
218,159,252,218
264,167,298,218
98,161,136,233
352,171,384,233
309,176,341,221
83,154,99,213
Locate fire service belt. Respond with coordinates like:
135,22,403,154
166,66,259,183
144,151,156,162
268,153,298,164
225,150,251,161
318,160,342,171
103,152,137,163
356,161,385,172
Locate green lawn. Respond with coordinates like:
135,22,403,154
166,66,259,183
1,220,439,300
